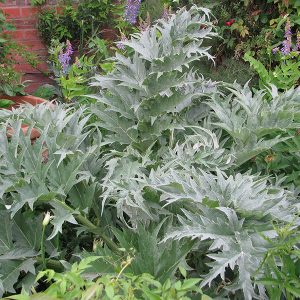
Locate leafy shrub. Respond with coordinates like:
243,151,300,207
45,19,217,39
44,37,112,103
255,223,300,300
37,0,120,47
37,6,79,46
4,257,209,300
244,51,300,90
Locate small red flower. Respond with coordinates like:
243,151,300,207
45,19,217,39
230,19,235,24
225,21,232,26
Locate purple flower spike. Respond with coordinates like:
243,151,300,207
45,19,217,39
58,40,73,74
281,40,291,55
124,0,141,24
272,47,279,54
281,18,292,55
297,31,300,51
284,18,292,39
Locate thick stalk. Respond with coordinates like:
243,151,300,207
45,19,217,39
36,257,64,272
52,198,120,253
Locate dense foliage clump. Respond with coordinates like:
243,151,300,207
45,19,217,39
1,4,300,300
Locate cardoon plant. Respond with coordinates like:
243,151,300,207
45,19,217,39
91,6,217,149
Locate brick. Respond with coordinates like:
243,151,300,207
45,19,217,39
21,7,39,18
15,61,48,73
34,49,49,56
1,0,60,92
20,39,46,50
13,18,37,29
23,73,55,94
10,29,24,39
23,29,39,40
3,7,21,18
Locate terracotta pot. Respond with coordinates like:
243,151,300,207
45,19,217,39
1,95,48,110
0,95,51,141
6,124,41,141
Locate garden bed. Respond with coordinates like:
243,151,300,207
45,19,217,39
1,1,300,300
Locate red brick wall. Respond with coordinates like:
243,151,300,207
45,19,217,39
0,0,58,93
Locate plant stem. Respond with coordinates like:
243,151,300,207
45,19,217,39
169,128,174,148
40,226,46,270
36,257,64,272
52,198,120,253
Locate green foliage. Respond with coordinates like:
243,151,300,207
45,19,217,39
267,0,300,25
4,257,209,300
48,40,98,103
38,6,79,46
244,51,300,90
197,57,258,86
82,221,194,283
2,5,300,300
140,0,165,21
30,0,46,5
182,0,300,89
255,222,300,300
0,64,25,96
33,84,57,100
0,99,14,108
37,0,118,47
47,37,115,103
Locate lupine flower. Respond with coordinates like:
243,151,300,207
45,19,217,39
116,33,128,50
297,31,300,51
284,18,292,38
281,18,292,55
281,40,291,55
272,47,279,54
124,0,141,24
58,40,73,74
